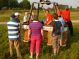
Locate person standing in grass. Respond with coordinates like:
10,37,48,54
62,7,73,36
7,12,21,59
51,13,62,56
58,16,65,46
28,15,43,59
56,4,74,36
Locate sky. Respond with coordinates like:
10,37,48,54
17,0,79,8
28,0,79,8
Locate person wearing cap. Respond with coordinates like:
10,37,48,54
7,14,21,58
14,12,20,23
28,15,43,59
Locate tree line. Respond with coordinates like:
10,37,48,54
0,0,30,10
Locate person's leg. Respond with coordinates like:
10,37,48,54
52,36,58,55
61,27,69,46
30,37,36,58
67,21,74,36
57,35,61,54
59,33,63,46
14,40,22,58
36,37,42,59
9,40,14,57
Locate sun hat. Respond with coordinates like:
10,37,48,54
14,12,20,16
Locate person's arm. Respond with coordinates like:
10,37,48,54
23,16,26,22
28,28,31,40
55,3,59,11
17,21,20,34
52,21,55,33
54,3,62,16
41,24,43,39
41,29,43,37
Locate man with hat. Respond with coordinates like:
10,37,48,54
7,13,22,58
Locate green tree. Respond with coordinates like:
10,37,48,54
8,0,18,9
0,0,30,10
0,0,3,9
0,0,8,10
19,0,31,9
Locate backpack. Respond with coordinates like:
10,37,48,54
52,20,62,35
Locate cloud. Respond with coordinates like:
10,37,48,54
28,0,79,8
50,0,79,8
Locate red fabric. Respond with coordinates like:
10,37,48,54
46,13,53,25
57,10,70,22
61,10,70,22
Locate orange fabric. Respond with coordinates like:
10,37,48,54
61,10,70,22
46,13,53,25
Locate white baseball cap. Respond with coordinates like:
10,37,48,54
14,12,20,16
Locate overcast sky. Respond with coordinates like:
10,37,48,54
28,0,79,8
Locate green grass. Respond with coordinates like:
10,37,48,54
0,22,79,59
0,10,79,59
0,10,79,22
70,11,79,20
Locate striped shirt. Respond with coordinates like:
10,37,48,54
7,19,20,40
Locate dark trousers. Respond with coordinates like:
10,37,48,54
65,21,74,36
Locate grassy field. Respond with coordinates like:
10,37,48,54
0,22,79,59
0,10,79,59
0,10,79,22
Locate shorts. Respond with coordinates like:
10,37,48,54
52,34,61,48
64,27,68,32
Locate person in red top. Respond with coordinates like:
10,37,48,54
61,8,70,22
45,10,53,26
56,5,74,36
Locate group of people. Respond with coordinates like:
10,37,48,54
7,5,74,59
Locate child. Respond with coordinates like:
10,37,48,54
51,13,62,56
